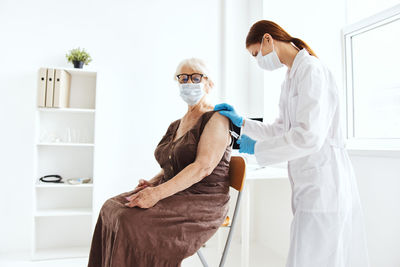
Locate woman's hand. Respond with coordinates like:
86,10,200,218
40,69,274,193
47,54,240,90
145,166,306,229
124,186,161,209
131,179,154,194
136,179,154,188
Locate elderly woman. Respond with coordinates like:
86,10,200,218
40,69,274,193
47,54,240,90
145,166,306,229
88,58,234,267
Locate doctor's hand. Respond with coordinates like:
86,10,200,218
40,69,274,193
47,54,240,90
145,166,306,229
237,134,256,154
214,103,243,127
124,186,161,209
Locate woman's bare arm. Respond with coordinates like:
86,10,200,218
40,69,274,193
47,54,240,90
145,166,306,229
155,113,231,200
125,113,231,208
131,169,164,195
148,169,164,184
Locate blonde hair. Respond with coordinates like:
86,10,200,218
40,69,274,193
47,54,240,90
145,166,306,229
174,58,214,84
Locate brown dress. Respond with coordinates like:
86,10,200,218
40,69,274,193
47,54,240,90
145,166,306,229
88,110,233,267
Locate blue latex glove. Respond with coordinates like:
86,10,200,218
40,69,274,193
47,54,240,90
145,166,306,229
237,134,256,154
214,103,243,127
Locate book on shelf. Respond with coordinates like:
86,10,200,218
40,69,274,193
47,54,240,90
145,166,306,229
45,68,55,107
38,68,71,108
37,68,47,107
53,69,71,108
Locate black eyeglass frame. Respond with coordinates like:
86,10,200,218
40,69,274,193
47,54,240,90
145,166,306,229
176,73,207,84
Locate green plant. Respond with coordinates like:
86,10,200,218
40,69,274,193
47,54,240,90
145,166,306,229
66,47,92,65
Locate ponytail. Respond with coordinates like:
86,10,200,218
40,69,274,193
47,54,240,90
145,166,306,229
246,20,318,58
291,37,317,58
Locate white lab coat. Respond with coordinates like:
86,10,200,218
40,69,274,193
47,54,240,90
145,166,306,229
241,49,369,267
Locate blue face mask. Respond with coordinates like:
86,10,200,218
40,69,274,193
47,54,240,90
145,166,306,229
179,83,205,106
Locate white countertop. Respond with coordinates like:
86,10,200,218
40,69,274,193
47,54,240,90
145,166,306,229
232,150,288,180
246,164,288,180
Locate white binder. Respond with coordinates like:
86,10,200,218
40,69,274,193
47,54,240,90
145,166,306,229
53,69,71,108
37,68,48,107
45,68,55,107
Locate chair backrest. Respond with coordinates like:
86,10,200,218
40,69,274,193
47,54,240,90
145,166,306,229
228,156,246,192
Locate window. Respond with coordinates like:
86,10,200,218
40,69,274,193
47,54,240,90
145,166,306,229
343,4,400,150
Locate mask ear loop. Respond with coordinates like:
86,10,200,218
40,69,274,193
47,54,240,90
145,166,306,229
259,35,274,57
259,36,264,56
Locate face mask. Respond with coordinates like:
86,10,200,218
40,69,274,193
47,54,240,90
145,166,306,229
256,39,284,71
179,83,205,106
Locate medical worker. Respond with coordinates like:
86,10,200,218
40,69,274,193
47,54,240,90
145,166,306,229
215,20,369,267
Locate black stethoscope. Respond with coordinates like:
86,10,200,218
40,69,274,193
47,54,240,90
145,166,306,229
39,174,63,183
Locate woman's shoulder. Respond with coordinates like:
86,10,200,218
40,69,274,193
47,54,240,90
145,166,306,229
199,110,230,132
205,110,229,122
300,51,331,73
294,57,328,83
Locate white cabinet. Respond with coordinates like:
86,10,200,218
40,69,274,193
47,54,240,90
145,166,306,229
32,67,97,260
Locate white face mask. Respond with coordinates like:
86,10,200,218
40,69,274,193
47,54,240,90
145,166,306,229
256,39,284,71
179,83,205,106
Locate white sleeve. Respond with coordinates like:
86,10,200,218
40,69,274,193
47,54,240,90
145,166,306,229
254,64,337,166
241,84,285,140
241,117,284,140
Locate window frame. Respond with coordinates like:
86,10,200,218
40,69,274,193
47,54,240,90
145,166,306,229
342,4,400,153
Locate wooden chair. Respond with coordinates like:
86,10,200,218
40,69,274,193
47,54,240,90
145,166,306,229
196,155,247,267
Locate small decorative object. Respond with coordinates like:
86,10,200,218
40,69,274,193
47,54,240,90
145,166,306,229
66,47,92,69
67,177,92,185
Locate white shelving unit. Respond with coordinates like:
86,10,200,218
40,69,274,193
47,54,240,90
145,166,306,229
32,67,97,260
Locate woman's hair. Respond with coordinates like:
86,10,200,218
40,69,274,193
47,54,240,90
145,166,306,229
174,58,213,84
246,20,317,58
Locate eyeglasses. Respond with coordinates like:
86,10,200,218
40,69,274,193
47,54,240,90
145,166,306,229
176,73,207,84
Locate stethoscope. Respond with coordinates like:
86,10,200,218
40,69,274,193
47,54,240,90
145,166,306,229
39,174,63,183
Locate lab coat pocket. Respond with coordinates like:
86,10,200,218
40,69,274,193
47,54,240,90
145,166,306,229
293,164,339,212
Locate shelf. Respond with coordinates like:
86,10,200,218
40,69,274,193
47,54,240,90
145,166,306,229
64,67,97,77
32,246,90,260
38,107,95,113
37,142,94,147
35,208,92,217
33,66,97,260
36,182,93,188
41,66,97,76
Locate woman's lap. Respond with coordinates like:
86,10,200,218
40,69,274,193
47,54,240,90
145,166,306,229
99,190,229,258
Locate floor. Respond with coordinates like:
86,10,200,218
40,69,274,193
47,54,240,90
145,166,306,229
0,242,286,267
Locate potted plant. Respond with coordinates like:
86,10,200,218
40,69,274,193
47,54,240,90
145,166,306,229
66,47,92,69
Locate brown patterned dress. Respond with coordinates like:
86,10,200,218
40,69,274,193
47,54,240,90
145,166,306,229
88,110,233,267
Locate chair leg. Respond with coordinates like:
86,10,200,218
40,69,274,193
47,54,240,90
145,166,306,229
219,190,243,267
197,249,209,267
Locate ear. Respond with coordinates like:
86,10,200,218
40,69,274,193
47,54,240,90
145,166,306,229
204,80,214,94
262,33,273,44
208,80,214,89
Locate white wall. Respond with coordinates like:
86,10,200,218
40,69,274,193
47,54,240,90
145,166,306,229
221,0,266,118
346,0,400,24
350,154,400,266
0,0,221,254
